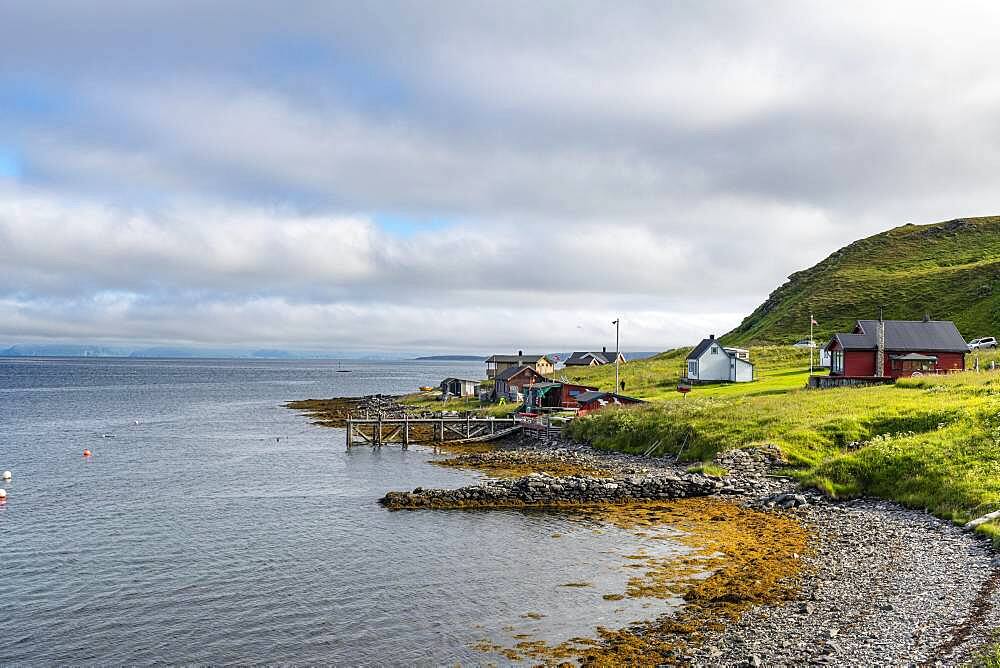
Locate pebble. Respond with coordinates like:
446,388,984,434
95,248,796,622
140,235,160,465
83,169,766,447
381,423,1000,665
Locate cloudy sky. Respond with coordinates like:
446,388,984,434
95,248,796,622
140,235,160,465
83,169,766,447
2,2,999,354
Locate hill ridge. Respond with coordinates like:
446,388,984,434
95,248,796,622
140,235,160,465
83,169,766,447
723,216,1000,346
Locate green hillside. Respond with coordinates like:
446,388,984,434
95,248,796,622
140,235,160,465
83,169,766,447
724,216,1000,346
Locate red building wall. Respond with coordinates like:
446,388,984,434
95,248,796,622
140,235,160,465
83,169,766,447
840,350,965,378
559,383,599,407
934,352,966,373
843,351,876,376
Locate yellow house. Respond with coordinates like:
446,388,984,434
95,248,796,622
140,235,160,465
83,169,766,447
485,352,554,379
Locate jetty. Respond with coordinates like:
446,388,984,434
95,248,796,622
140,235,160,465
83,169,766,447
346,416,521,448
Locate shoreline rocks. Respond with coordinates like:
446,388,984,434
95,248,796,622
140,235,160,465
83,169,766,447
374,428,1000,665
379,471,723,509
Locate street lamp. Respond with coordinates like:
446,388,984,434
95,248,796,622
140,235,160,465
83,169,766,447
612,318,620,392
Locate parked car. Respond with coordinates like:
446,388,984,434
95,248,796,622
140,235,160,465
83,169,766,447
792,339,816,348
968,336,998,350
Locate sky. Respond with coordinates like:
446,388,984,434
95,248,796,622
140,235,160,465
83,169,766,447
3,2,1000,354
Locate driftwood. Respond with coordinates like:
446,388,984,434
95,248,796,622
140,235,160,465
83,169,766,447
963,509,1000,531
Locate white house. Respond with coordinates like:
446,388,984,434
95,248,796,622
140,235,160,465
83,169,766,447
685,335,755,383
440,377,478,398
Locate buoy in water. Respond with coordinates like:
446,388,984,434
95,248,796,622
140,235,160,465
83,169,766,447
2,470,10,481
83,449,92,457
0,489,7,499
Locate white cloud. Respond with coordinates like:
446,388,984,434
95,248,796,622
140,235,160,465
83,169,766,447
4,3,1000,350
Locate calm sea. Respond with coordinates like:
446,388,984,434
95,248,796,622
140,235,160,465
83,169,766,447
0,358,684,665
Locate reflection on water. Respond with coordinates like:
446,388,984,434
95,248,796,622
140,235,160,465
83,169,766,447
0,358,688,665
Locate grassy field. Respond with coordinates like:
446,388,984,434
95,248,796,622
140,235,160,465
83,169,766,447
558,346,813,401
566,347,1000,542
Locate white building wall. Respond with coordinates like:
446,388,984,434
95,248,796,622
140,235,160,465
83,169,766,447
733,358,754,382
695,343,733,381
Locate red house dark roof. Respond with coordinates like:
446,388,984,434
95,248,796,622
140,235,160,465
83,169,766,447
827,319,968,353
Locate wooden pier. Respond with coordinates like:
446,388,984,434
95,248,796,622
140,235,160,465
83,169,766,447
345,416,520,448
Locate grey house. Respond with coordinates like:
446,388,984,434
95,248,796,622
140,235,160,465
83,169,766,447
564,347,627,367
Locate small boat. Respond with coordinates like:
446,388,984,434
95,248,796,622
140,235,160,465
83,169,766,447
419,386,434,392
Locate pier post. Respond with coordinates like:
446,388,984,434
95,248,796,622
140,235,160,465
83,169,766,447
346,417,352,448
403,416,409,449
376,417,382,448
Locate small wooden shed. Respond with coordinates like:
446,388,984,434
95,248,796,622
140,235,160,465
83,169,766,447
440,377,478,398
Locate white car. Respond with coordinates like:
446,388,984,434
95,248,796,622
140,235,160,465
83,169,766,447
792,339,817,348
968,336,998,350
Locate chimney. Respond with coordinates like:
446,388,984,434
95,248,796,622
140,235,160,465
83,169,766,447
602,346,606,353
709,334,715,340
518,350,523,357
875,307,885,377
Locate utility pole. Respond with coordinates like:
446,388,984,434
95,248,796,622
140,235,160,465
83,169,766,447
612,318,620,392
809,313,814,376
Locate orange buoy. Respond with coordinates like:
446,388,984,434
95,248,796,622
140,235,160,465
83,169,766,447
83,449,92,457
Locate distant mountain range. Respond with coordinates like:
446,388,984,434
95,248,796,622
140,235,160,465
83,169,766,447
414,355,487,361
0,345,668,362
0,344,410,360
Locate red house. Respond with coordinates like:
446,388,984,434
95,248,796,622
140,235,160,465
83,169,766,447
523,381,599,411
575,391,644,416
825,317,967,380
493,365,548,401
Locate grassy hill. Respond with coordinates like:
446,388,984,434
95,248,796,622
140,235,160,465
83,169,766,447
724,216,1000,346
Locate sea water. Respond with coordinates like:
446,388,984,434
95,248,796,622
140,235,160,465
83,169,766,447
0,358,685,665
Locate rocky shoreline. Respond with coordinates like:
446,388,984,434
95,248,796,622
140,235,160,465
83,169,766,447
289,396,1000,665
379,470,724,508
683,498,1000,667
399,434,1000,666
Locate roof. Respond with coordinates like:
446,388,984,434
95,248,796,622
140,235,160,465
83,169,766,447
527,382,562,389
686,337,720,360
827,320,968,353
564,351,624,365
575,390,644,404
441,377,478,384
486,354,551,364
687,337,747,361
495,365,545,382
889,353,939,361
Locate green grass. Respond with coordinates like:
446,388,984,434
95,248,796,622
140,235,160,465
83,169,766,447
686,463,729,477
723,216,1000,346
566,366,1000,541
971,640,1000,668
555,346,813,401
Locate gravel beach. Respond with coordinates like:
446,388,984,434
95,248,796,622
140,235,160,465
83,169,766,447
433,434,1000,666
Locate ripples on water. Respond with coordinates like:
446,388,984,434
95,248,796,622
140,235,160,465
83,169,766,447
0,358,685,665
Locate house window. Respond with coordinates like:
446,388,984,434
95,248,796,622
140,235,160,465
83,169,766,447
687,360,697,377
831,351,844,374
711,346,719,355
